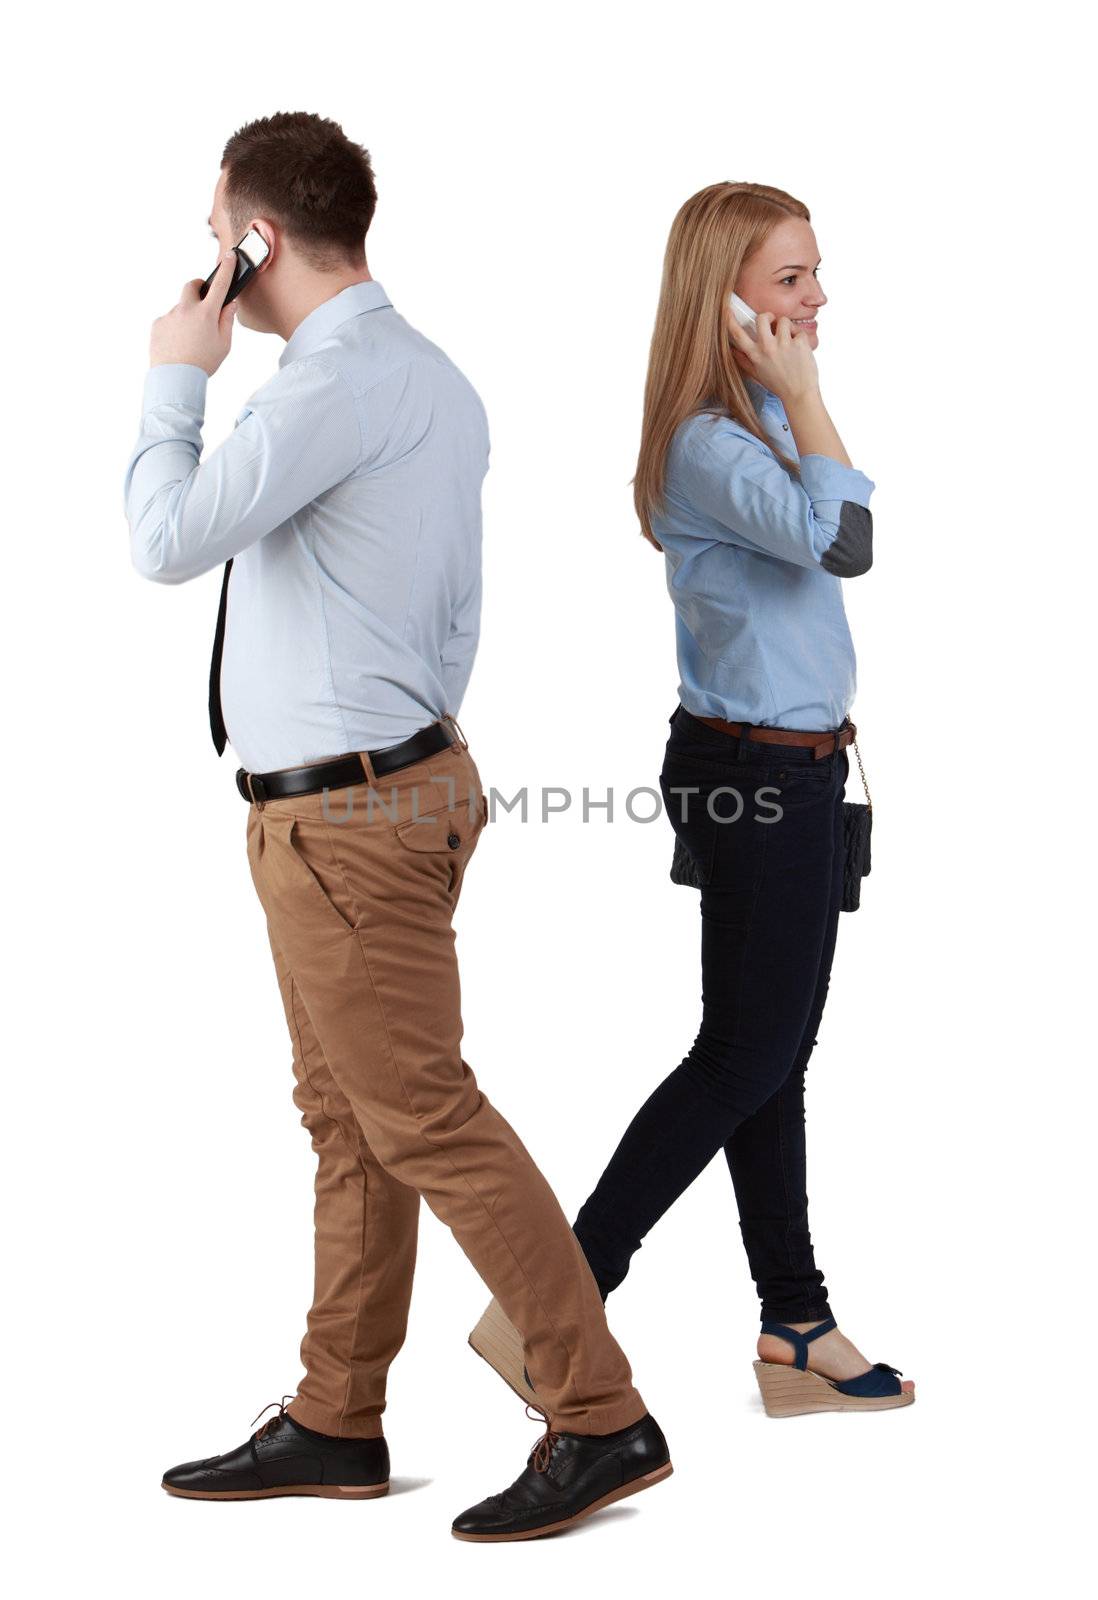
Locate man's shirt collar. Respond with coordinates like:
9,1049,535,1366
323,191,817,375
279,279,393,368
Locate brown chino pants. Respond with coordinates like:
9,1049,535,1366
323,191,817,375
243,724,646,1440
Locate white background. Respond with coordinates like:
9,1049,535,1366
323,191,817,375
4,2,1091,1595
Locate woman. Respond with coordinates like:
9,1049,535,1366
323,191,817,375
471,182,914,1416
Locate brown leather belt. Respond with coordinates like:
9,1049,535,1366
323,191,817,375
692,714,856,761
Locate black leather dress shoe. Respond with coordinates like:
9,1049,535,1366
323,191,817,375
451,1411,672,1541
162,1400,390,1500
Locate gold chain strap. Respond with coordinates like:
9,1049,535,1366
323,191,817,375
851,736,872,810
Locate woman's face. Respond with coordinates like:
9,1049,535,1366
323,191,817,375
732,217,827,349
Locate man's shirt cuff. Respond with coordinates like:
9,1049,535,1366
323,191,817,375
141,362,209,419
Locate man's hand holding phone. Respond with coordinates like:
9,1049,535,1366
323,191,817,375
727,303,819,405
149,251,238,376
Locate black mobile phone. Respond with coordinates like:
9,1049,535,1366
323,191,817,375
199,228,270,307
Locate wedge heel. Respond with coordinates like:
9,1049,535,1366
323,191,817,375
754,1358,914,1416
468,1296,540,1406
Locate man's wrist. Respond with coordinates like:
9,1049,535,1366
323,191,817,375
149,357,211,370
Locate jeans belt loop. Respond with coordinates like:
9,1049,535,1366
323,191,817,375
735,720,754,763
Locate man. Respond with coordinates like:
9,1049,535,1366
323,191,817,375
122,111,671,1541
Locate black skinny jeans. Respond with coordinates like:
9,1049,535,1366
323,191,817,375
573,704,849,1322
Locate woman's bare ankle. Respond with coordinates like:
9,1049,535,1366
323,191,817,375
757,1321,873,1381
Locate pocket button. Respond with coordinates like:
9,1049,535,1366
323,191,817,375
447,832,461,849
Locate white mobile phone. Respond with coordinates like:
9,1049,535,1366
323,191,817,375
199,229,270,307
729,291,758,337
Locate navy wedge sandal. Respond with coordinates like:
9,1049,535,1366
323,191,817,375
754,1316,914,1416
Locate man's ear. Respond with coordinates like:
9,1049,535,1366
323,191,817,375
250,220,276,269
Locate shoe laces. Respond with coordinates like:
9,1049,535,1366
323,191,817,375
250,1394,296,1440
526,1403,560,1475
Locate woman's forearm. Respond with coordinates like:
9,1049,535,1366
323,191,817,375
782,388,853,469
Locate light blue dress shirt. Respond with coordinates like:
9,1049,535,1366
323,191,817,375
654,375,875,730
123,279,489,772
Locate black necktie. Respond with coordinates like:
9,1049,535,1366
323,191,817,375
209,558,232,755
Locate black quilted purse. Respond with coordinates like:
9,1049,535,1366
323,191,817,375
841,735,873,912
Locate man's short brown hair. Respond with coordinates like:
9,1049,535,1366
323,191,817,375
221,111,377,268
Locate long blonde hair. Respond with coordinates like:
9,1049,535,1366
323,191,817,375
633,182,809,549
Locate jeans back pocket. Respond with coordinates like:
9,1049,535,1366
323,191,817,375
660,768,719,887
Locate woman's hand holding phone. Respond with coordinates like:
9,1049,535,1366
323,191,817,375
727,295,853,466
727,303,820,405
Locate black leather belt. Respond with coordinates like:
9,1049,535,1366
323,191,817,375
235,720,457,803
